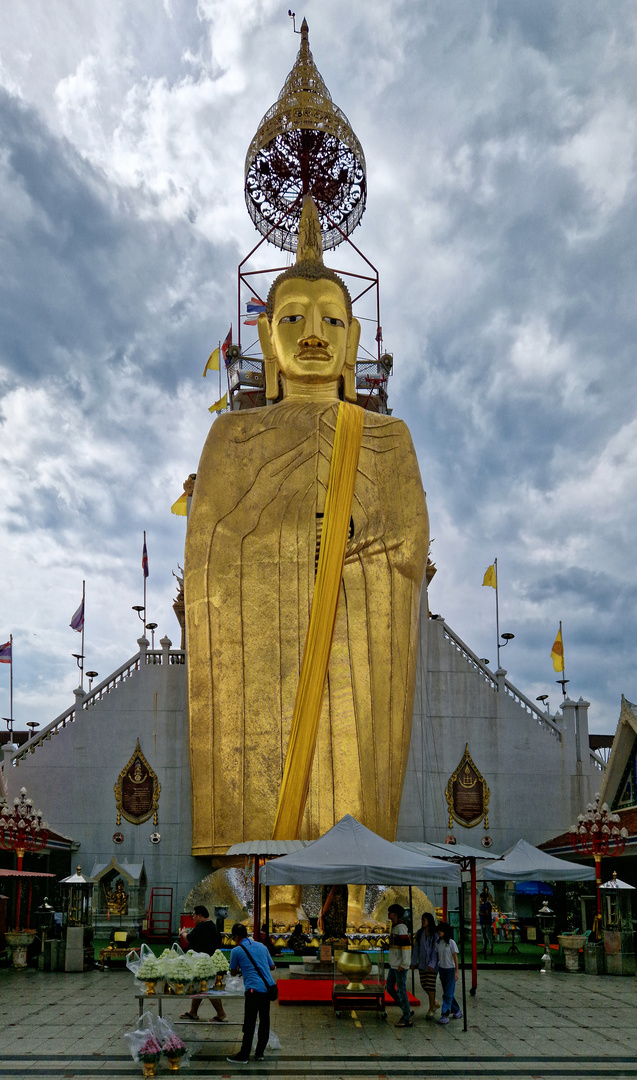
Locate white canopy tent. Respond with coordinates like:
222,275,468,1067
259,815,462,887
481,839,596,882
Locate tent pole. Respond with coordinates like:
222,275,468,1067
458,884,467,1033
265,884,270,937
253,856,260,940
442,886,447,921
470,857,478,995
409,885,414,997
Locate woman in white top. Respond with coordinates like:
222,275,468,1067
435,922,462,1024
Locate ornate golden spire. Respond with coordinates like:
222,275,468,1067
296,194,323,267
244,20,366,252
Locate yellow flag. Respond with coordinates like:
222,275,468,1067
208,393,227,414
482,564,497,589
203,346,220,377
171,493,188,516
550,628,564,672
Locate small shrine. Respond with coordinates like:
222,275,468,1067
90,857,147,937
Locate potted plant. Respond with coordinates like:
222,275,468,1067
162,1032,187,1072
137,955,163,994
137,1034,162,1077
211,947,230,989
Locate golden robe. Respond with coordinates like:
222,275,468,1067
185,400,428,855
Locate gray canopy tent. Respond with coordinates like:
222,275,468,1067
260,816,464,1027
259,816,462,887
481,839,596,882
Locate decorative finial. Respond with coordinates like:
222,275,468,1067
245,19,366,252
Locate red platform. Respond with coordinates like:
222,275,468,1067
278,979,420,1007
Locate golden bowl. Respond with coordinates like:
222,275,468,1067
336,950,372,991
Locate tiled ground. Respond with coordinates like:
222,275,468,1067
1,965,636,1079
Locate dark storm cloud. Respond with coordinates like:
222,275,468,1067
0,89,235,391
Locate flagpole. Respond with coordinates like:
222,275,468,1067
143,531,147,631
81,581,86,690
495,557,501,669
9,633,13,734
218,340,221,402
559,620,567,697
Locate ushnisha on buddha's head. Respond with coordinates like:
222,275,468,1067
258,195,361,403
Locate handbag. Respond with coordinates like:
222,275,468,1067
239,941,278,1000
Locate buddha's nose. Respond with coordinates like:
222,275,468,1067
299,333,328,349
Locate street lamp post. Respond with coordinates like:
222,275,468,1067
569,793,628,934
0,787,49,930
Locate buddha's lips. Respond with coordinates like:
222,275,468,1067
295,347,332,362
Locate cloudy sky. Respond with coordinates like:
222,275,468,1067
1,0,636,736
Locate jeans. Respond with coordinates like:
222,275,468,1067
239,989,270,1058
438,967,460,1016
481,923,493,956
386,966,411,1022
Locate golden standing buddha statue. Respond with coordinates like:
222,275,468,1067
185,197,428,855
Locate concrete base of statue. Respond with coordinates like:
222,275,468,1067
6,930,37,968
558,934,587,972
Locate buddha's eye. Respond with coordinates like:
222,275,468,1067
323,316,344,327
280,314,303,323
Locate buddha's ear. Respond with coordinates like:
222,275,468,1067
258,313,280,401
345,317,361,369
258,312,273,358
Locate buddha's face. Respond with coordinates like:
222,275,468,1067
259,276,360,399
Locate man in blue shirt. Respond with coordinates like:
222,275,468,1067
227,923,277,1064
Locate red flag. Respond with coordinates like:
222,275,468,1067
221,326,232,366
0,640,11,664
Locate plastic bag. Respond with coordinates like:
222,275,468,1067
124,1011,163,1064
224,974,244,994
125,942,155,978
267,1029,282,1050
124,1011,192,1067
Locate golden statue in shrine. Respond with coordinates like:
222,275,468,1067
184,21,428,857
105,880,128,916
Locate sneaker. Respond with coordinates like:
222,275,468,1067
451,1010,463,1020
395,1017,413,1027
255,1054,265,1062
438,1015,449,1025
226,1054,250,1063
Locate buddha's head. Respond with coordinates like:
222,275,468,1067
258,196,361,402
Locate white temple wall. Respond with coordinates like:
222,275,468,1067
5,643,204,933
397,602,603,850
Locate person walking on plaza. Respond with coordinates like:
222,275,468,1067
412,912,440,1019
386,903,413,1027
227,923,277,1064
479,889,494,958
179,905,227,1023
436,921,462,1024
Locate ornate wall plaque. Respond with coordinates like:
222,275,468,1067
115,739,160,826
445,744,490,829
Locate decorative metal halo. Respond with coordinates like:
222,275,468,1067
244,20,366,252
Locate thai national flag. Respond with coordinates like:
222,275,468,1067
70,600,84,633
142,538,149,579
0,640,11,664
244,297,266,326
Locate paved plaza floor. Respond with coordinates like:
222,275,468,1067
1,965,636,1080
